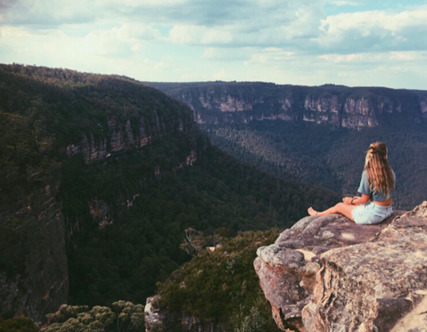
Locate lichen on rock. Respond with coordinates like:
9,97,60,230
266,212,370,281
254,202,427,331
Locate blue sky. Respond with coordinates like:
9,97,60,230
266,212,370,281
0,0,426,89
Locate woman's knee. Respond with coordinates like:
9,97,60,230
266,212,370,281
335,202,345,212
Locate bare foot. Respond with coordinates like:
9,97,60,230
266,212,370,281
308,207,318,217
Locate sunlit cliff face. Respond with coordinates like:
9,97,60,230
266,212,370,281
156,83,426,130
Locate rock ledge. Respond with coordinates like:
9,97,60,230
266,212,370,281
254,202,427,331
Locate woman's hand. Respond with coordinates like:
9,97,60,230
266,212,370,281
342,197,353,205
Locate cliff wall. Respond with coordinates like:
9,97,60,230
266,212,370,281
149,82,427,129
0,64,201,322
254,202,427,331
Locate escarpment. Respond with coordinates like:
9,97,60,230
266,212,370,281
254,201,427,331
149,82,427,129
0,64,202,322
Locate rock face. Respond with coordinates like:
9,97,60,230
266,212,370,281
254,202,427,331
149,82,427,129
0,64,201,322
67,111,194,163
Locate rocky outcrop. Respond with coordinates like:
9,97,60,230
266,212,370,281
254,202,427,331
67,113,193,163
149,82,427,129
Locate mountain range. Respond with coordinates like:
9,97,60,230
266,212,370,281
149,81,427,210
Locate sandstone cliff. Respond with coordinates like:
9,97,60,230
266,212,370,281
254,202,427,331
0,64,201,322
149,82,427,129
67,108,195,164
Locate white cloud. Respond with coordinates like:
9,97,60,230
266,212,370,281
1,0,325,49
327,0,362,6
245,47,297,65
315,6,427,53
169,25,234,45
213,70,227,80
202,47,248,61
82,30,128,57
0,0,426,89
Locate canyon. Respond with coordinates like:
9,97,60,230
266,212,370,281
149,81,427,211
1,65,426,330
149,82,427,129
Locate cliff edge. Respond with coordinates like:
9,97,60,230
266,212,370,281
254,202,427,331
149,82,427,129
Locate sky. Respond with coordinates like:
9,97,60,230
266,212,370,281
0,0,426,89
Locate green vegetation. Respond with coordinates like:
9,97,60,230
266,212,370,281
202,120,427,210
0,317,39,332
158,229,282,331
4,65,425,330
0,64,340,328
66,142,338,306
151,81,427,211
41,301,144,332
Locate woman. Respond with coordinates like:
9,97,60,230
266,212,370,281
308,142,395,224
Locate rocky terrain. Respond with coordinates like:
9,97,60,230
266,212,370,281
148,82,427,129
254,202,427,331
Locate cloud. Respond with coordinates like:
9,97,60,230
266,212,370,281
82,27,134,57
0,0,426,89
169,25,234,45
2,0,426,56
213,69,227,80
202,47,249,61
315,6,427,53
0,0,326,45
163,0,326,49
0,0,96,26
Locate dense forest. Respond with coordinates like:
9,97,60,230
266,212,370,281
65,141,337,307
201,120,427,210
0,64,339,330
156,229,283,331
149,81,427,210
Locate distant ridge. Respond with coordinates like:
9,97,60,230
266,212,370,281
147,80,427,210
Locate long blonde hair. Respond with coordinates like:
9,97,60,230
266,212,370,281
365,142,395,197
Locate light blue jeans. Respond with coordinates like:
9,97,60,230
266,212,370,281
352,202,393,225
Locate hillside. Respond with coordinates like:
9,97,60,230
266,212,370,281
140,202,427,332
148,81,427,210
0,64,339,322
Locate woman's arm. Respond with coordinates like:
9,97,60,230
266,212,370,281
347,194,370,206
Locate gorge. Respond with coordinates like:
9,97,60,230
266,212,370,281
0,64,426,331
148,81,427,129
150,81,427,211
0,64,336,327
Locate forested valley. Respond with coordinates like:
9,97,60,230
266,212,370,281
201,120,427,210
149,81,427,211
0,64,339,331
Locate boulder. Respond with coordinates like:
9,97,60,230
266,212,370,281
254,202,427,331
